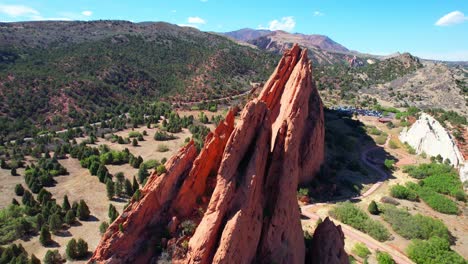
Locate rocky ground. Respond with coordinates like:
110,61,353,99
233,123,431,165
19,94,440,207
362,62,467,116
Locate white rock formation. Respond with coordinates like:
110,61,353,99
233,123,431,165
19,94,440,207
400,113,467,183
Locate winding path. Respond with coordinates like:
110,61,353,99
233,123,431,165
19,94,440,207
300,136,414,264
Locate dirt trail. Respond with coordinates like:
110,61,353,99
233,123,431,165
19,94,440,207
300,135,415,263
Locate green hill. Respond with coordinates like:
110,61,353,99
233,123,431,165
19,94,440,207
0,21,278,141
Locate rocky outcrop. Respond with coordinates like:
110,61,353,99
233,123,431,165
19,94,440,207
399,113,467,182
307,217,348,264
90,44,333,264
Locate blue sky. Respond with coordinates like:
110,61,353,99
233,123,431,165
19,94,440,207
1,0,467,61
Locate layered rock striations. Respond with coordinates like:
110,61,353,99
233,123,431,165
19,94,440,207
90,44,343,264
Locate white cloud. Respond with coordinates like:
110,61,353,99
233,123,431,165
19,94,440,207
171,10,177,13
435,11,467,26
188,16,206,24
81,10,92,17
259,16,296,32
200,0,208,2
313,11,324,17
0,4,39,17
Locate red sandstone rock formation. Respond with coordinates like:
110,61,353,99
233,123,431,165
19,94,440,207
307,217,349,264
90,44,342,264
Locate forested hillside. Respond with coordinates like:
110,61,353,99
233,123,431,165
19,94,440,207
0,21,278,141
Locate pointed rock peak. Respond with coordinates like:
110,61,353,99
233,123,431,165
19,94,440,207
90,43,334,264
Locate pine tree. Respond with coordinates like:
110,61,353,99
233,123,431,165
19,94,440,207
76,238,88,258
43,250,62,264
99,222,109,234
10,167,17,176
132,176,139,193
64,210,76,225
39,226,52,246
368,200,380,215
11,198,19,205
125,179,133,196
38,188,52,204
108,204,118,223
36,214,44,230
132,138,138,146
97,164,108,183
71,201,79,214
106,179,115,200
137,166,148,183
49,213,62,233
77,200,90,220
22,190,34,207
66,238,77,260
14,184,24,196
62,195,71,211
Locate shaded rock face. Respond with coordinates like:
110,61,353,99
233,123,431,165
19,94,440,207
307,218,349,264
90,44,332,264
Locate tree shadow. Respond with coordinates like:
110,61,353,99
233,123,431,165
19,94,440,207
306,109,399,202
54,230,72,237
82,215,100,222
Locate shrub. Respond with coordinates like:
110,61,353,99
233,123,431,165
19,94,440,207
384,159,395,171
154,131,176,141
66,238,78,259
48,213,62,233
99,221,109,234
368,127,382,135
64,210,76,225
108,204,119,223
403,163,453,179
380,205,450,241
76,238,88,259
421,172,463,197
157,144,169,152
388,140,398,149
368,201,380,215
156,164,167,175
180,220,197,236
375,135,387,145
128,131,142,138
39,226,52,246
77,200,91,220
376,251,395,264
14,184,24,196
407,237,465,264
390,185,418,201
330,202,390,241
43,250,63,264
352,243,371,258
415,188,459,215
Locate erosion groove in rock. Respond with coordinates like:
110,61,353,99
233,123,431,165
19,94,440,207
90,44,344,264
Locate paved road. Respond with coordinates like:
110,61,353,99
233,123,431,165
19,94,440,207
300,136,414,264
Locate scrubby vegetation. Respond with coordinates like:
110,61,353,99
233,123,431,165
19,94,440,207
407,237,466,264
380,205,450,241
390,184,419,201
330,202,390,241
401,163,463,214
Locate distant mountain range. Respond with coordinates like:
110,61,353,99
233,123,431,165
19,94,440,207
225,28,349,53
